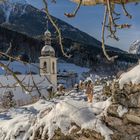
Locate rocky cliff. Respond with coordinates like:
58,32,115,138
129,40,140,55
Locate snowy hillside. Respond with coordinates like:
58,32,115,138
0,0,28,23
0,60,89,77
0,61,39,74
0,75,51,104
58,62,90,79
129,40,140,54
0,0,103,46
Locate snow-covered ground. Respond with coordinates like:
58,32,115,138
0,61,39,74
0,60,90,106
0,85,113,140
0,60,117,140
58,62,90,79
119,62,140,88
0,61,89,77
0,60,90,89
0,75,52,105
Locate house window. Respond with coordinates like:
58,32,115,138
52,62,55,74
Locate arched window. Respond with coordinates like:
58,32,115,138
43,61,47,72
52,62,55,74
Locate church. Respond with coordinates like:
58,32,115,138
0,29,57,86
39,29,57,86
0,29,58,106
0,28,82,106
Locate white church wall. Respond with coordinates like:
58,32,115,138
39,56,57,87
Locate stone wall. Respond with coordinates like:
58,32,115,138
103,82,140,140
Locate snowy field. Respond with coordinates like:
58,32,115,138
58,62,90,80
0,61,39,74
0,85,113,140
0,61,90,78
0,75,52,105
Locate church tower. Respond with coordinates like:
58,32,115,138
39,30,57,86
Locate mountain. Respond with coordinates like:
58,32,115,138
0,0,138,76
129,40,140,55
0,0,124,51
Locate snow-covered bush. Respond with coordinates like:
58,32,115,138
0,91,16,109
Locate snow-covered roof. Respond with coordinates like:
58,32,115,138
41,45,55,56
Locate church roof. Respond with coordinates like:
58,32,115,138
41,45,55,56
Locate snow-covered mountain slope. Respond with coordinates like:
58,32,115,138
0,0,28,23
0,0,102,46
0,60,90,88
0,60,89,76
0,0,125,53
129,40,140,54
58,62,90,79
0,61,39,74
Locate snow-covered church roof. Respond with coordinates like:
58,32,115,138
41,45,55,57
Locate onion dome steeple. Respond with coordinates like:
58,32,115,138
41,28,55,57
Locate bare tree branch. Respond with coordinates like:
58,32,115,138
65,0,82,17
42,0,71,58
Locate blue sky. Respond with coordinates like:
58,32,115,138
28,0,140,51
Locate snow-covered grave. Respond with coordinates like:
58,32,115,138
0,75,52,106
0,85,113,140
